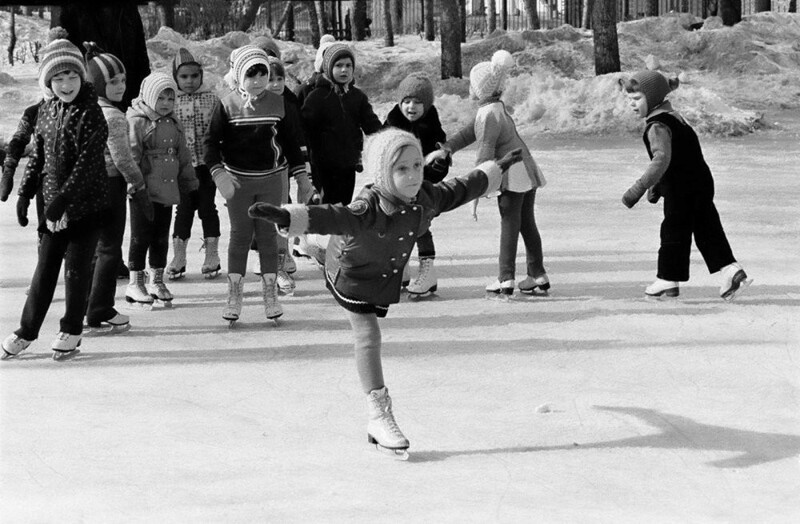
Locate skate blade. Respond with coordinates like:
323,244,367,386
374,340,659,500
52,349,81,361
371,443,410,461
519,288,549,296
152,299,174,308
1,350,23,360
202,271,220,280
722,277,753,302
407,290,436,299
485,292,512,302
167,272,185,281
83,323,131,337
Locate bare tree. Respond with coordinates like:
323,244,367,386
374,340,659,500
7,7,16,67
238,0,268,32
274,2,294,37
440,0,462,79
314,1,327,36
383,0,395,46
487,0,496,33
353,0,368,40
719,0,741,25
582,0,594,29
391,0,403,35
790,0,797,13
592,0,620,75
424,0,435,40
306,1,321,46
523,0,541,30
646,0,658,16
460,0,466,43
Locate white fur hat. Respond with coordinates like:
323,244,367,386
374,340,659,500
469,50,515,100
364,128,423,197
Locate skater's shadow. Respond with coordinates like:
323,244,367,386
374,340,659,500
411,405,800,469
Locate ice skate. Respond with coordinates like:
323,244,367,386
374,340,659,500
200,237,221,279
407,257,437,298
261,273,283,322
85,313,131,337
223,273,245,327
486,279,515,299
166,237,187,280
51,332,81,361
2,333,32,360
645,278,679,298
518,274,550,295
720,263,751,301
277,254,296,296
366,387,409,460
147,267,174,307
125,270,155,309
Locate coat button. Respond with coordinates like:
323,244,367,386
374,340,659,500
398,237,404,241
402,253,407,257
409,231,414,236
390,257,396,262
412,206,418,211
401,210,406,214
392,269,398,274
382,273,387,278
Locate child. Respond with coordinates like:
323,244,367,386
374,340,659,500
300,42,382,205
294,33,337,108
204,46,308,323
126,72,198,307
248,128,522,458
428,50,548,297
2,37,110,360
619,71,750,300
1,100,45,204
83,42,153,332
383,73,449,297
166,48,222,280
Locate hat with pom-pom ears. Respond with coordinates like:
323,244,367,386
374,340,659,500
469,49,515,101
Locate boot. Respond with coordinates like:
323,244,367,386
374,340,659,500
406,257,437,295
518,274,550,294
486,279,515,296
126,270,155,304
645,278,679,298
366,387,409,451
261,273,283,320
277,253,296,295
223,273,245,321
166,237,187,280
2,333,32,359
201,237,221,278
719,262,750,301
147,268,174,303
52,332,82,360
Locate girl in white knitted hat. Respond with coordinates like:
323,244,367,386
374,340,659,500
247,127,522,458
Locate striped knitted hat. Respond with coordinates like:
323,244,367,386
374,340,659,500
314,34,337,72
364,128,423,201
469,50,515,101
232,45,270,89
38,33,86,93
84,41,126,100
136,71,178,111
172,47,202,84
322,42,355,82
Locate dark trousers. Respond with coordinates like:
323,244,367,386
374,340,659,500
86,177,127,325
497,189,545,281
16,225,101,339
316,166,356,205
172,165,220,240
416,229,435,258
657,188,735,282
128,201,173,271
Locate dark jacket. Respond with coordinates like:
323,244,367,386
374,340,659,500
644,112,714,196
383,104,448,183
19,83,109,224
300,75,382,171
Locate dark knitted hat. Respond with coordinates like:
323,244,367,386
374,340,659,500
84,41,126,100
251,36,281,59
172,47,203,84
621,71,678,113
396,73,434,113
322,42,355,82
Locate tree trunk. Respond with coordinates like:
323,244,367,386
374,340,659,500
314,1,326,36
391,0,404,34
460,0,467,43
274,1,294,36
753,0,770,12
790,0,797,13
286,3,295,41
440,0,462,79
425,0,435,40
307,1,321,46
582,0,594,29
22,7,32,16
353,0,368,40
523,0,540,30
646,0,659,17
487,0,496,33
501,0,508,30
384,0,395,46
592,0,620,75
719,0,741,26
239,0,268,32
7,8,16,67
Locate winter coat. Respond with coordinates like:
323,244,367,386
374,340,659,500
174,84,219,167
127,100,197,206
383,104,448,183
98,97,145,189
300,74,382,171
19,83,109,224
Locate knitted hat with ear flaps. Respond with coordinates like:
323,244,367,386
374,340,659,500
624,70,676,113
469,50,515,100
314,34,337,72
322,42,355,82
364,128,423,198
137,71,178,111
232,45,270,89
39,29,86,94
84,41,126,100
396,74,434,113
172,47,203,85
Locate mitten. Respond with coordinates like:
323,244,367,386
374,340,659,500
0,166,14,202
131,187,155,222
497,148,523,172
647,184,661,204
16,195,30,227
622,180,647,209
295,171,316,204
44,194,67,222
212,168,240,200
248,203,291,227
424,148,450,167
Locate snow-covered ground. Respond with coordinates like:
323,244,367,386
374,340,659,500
1,11,799,523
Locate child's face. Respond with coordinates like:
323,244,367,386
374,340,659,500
331,57,353,85
105,73,126,103
176,64,202,94
50,70,82,103
627,91,649,119
267,74,285,95
400,97,425,122
389,146,424,201
155,89,175,116
242,71,268,97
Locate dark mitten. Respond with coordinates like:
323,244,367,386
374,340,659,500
622,180,647,209
425,155,451,184
44,194,67,222
132,188,155,221
248,203,291,227
497,148,523,172
647,184,661,204
0,167,14,202
16,195,30,227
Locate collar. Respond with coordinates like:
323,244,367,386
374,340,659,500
647,100,674,118
375,186,414,214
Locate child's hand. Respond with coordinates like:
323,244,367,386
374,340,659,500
646,185,661,204
248,203,291,227
212,168,240,200
425,148,450,166
44,194,67,222
497,148,523,171
16,195,29,227
0,166,14,202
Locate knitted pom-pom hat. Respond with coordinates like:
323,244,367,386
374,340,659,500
364,128,423,201
136,71,178,111
469,49,515,101
396,73,434,113
84,41,126,100
322,42,355,82
314,34,337,72
172,47,202,84
38,28,86,94
620,70,678,114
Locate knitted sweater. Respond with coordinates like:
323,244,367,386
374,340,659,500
98,97,145,190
